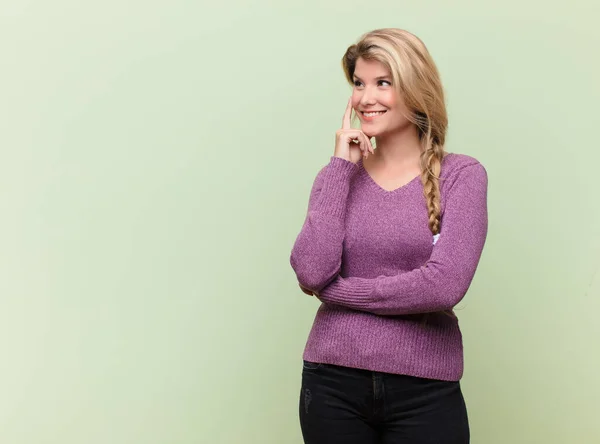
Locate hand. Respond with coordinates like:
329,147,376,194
334,97,374,164
299,283,315,296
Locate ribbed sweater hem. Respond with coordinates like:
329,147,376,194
301,351,463,382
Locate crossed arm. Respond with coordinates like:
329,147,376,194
291,160,488,316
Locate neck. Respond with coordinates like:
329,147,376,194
372,124,422,169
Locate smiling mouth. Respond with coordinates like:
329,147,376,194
361,111,387,117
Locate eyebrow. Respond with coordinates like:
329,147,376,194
353,74,391,80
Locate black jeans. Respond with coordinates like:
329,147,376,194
299,361,469,444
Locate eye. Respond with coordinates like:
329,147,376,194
352,79,391,87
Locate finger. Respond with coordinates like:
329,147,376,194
342,97,353,130
354,131,370,157
347,130,370,157
353,130,374,155
360,133,373,158
361,134,370,158
362,131,375,154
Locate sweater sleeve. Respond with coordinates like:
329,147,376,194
289,156,359,292
316,162,488,315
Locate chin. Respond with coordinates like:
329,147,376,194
362,126,386,139
361,127,377,138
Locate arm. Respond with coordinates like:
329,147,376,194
316,162,488,315
289,156,359,292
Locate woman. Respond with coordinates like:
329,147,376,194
289,28,488,444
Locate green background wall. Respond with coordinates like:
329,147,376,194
1,1,598,443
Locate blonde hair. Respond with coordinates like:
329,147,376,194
342,28,447,235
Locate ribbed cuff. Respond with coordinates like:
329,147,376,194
318,276,374,309
315,156,359,218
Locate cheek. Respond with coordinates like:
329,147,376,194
382,91,397,108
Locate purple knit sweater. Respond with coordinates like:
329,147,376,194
290,153,488,381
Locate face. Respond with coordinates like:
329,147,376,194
351,57,413,138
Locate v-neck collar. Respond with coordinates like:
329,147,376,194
357,158,421,194
357,153,454,194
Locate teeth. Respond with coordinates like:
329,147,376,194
364,111,386,117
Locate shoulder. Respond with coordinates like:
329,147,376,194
437,153,488,217
440,152,487,188
441,152,486,175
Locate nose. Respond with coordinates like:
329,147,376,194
359,86,378,107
